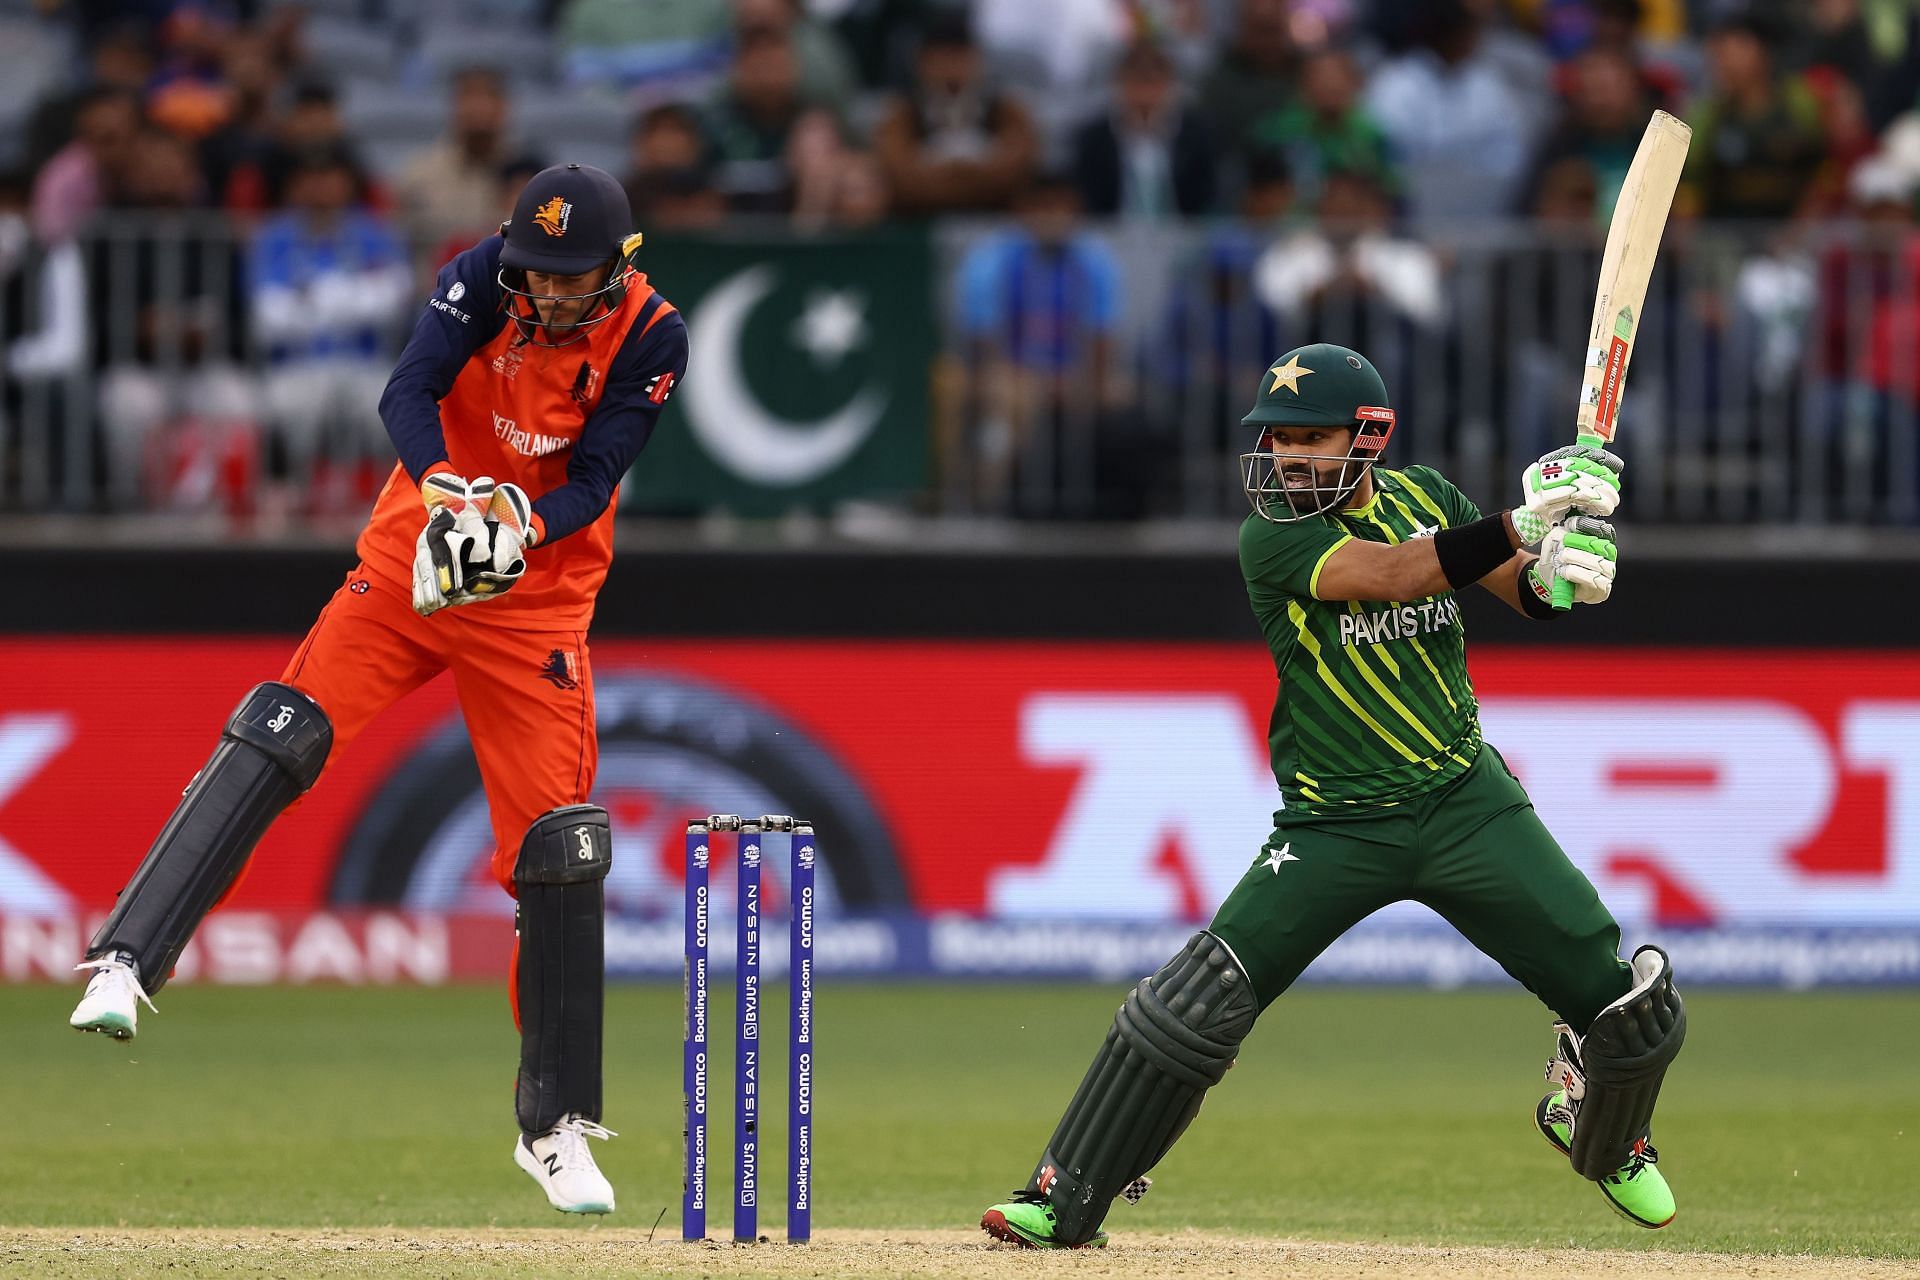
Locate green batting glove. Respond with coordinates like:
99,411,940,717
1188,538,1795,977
1534,516,1618,611
1521,445,1623,536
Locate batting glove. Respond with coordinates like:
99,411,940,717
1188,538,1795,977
1525,515,1617,607
1516,444,1623,542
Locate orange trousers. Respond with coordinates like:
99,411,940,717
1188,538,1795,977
281,566,597,893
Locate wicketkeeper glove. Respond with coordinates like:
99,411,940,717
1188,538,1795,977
461,476,534,601
1515,444,1623,542
1526,515,1617,608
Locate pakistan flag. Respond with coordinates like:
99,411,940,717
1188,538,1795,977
623,229,935,513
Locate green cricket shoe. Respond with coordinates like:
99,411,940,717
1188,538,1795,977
1535,1091,1676,1229
980,1193,1109,1250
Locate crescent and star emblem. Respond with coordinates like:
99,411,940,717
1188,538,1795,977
682,265,887,487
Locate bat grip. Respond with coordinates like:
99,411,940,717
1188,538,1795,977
1552,430,1612,610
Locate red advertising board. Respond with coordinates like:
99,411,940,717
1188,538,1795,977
4,640,1918,969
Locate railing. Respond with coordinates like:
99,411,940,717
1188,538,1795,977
4,215,1917,527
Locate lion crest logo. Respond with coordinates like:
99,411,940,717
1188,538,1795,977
532,196,571,238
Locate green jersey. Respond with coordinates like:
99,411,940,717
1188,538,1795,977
1238,466,1484,814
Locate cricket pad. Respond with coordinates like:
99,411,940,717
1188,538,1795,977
1026,931,1258,1246
1568,944,1686,1180
88,682,331,991
515,804,612,1135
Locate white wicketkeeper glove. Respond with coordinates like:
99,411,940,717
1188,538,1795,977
412,472,487,616
1525,515,1617,607
1514,444,1623,543
461,476,535,602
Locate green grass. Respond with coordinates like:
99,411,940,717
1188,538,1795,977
1,983,1915,1257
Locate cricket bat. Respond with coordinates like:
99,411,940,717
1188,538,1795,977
1557,108,1691,609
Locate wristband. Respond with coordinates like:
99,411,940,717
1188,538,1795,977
1518,561,1563,620
1433,513,1516,589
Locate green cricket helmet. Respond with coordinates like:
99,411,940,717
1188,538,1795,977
1239,342,1397,522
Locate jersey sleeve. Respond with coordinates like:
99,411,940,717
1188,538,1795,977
529,297,689,545
376,235,507,483
1238,514,1353,604
1397,464,1483,528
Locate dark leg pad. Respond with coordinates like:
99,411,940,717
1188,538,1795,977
88,682,331,992
515,804,612,1135
1026,931,1257,1245
1566,944,1686,1180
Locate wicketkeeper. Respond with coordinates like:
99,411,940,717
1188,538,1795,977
982,343,1685,1247
68,163,689,1216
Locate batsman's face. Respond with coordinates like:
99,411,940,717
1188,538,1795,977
1265,426,1356,495
523,267,611,329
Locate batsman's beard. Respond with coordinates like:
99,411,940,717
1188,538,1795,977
1242,443,1381,522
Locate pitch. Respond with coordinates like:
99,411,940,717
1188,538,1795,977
3,982,1916,1277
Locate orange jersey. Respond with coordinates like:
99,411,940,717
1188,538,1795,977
361,234,688,629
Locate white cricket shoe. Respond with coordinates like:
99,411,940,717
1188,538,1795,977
515,1113,617,1214
69,952,155,1040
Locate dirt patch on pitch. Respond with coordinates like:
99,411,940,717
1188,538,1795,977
1,1228,1914,1279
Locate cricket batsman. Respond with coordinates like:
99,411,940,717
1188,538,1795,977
982,343,1685,1247
66,163,688,1216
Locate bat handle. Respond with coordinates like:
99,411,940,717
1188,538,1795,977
1552,432,1611,610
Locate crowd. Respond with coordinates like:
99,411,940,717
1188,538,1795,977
5,0,1920,519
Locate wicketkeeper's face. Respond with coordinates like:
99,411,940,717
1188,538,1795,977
522,266,613,330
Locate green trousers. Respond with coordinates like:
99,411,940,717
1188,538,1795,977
1210,745,1632,1031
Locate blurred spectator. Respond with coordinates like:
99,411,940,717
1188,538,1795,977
31,87,139,244
558,0,731,93
1811,156,1920,514
1366,0,1543,225
1247,46,1394,209
952,170,1122,511
1801,67,1879,220
1153,148,1293,443
91,130,255,509
1816,157,1920,391
250,143,411,503
1253,166,1443,338
1582,0,1690,109
396,67,520,250
1198,0,1297,162
1070,38,1216,219
831,151,892,231
624,102,723,229
644,167,732,231
874,12,1039,217
3,168,86,386
705,22,822,213
734,0,859,115
1782,0,1911,125
23,25,152,175
787,109,892,231
146,6,235,141
1679,18,1825,222
199,29,285,211
1520,46,1654,222
430,154,544,269
1500,154,1608,463
223,80,374,214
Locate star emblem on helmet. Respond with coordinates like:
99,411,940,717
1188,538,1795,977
1266,355,1314,395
